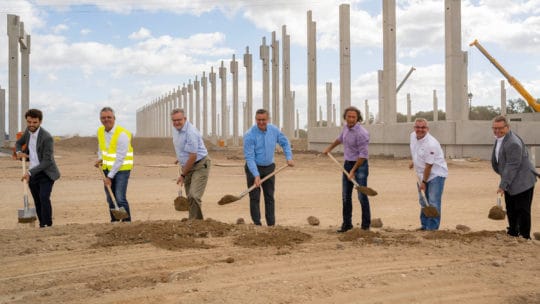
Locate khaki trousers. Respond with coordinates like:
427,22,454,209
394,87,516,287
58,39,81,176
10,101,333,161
184,157,211,220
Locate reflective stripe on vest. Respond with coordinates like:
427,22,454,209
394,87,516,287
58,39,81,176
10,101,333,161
98,125,134,171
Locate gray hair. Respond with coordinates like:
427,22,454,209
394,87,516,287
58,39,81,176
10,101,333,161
170,108,185,116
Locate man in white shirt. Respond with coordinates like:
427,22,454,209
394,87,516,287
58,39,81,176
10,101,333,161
409,118,448,230
16,109,61,228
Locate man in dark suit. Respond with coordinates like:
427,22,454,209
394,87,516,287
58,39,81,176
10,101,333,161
16,109,60,228
491,115,538,239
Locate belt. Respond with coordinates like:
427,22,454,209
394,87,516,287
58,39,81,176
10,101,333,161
195,157,206,165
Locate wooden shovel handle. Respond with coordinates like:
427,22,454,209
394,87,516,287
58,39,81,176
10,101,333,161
97,167,120,207
241,164,289,197
326,153,361,188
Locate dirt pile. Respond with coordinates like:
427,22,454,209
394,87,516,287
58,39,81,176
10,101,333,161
94,219,235,250
233,226,312,248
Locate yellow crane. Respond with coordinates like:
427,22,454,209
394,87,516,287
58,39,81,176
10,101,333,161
469,39,540,112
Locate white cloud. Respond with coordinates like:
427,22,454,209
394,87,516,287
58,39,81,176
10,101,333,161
129,27,151,40
80,28,91,35
52,23,68,34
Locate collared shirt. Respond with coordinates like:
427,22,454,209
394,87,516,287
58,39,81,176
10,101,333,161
410,132,448,181
243,124,293,177
97,124,129,178
172,121,208,166
495,136,505,163
28,127,40,171
337,123,369,161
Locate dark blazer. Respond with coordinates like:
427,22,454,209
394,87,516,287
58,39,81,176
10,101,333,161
491,130,537,196
16,128,61,181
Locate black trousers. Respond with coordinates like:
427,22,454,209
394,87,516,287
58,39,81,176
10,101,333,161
245,163,276,226
505,186,534,239
28,172,55,227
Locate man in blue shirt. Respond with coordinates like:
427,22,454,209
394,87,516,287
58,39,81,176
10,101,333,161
243,109,294,226
171,108,211,220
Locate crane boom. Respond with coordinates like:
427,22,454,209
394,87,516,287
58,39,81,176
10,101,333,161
469,39,540,112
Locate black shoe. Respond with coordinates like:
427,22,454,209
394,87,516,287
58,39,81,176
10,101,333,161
337,226,353,233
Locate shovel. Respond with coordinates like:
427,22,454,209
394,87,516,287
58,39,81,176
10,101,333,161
97,167,130,220
488,195,506,220
218,164,289,205
174,165,189,211
326,153,378,196
412,172,439,218
18,157,37,223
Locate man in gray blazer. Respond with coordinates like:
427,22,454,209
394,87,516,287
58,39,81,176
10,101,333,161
16,109,60,228
491,115,538,239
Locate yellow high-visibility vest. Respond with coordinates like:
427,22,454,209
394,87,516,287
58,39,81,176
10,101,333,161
98,125,134,171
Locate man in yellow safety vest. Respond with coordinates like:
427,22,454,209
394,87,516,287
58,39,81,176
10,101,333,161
95,107,134,222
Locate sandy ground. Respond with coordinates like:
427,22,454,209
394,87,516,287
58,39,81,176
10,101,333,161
0,137,539,304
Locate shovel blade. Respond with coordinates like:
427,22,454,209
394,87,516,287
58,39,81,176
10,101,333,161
111,207,129,220
217,194,241,205
174,196,189,211
355,185,378,196
18,208,37,222
421,206,439,218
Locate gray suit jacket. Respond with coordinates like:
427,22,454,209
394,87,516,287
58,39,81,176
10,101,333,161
491,130,537,195
16,128,61,181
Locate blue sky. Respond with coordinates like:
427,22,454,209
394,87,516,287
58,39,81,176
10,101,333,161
1,0,540,136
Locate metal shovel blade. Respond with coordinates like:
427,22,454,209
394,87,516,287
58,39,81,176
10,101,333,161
111,207,129,220
18,196,37,223
174,196,189,211
356,185,378,196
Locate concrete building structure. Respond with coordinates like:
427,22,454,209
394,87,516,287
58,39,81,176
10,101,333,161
243,47,253,134
271,31,280,126
230,55,239,146
339,4,351,122
260,37,270,112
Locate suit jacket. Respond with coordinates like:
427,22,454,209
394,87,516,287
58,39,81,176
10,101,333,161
491,130,537,196
16,128,61,181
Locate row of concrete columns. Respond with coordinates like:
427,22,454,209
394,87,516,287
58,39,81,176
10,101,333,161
2,14,31,148
136,4,357,142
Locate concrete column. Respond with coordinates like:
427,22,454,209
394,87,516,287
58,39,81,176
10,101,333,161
307,10,317,129
219,61,228,140
194,76,200,131
0,87,5,147
377,70,384,123
433,90,439,121
8,14,20,142
445,0,468,121
260,37,270,111
176,86,181,108
364,100,369,125
182,84,187,111
339,4,351,121
326,82,332,127
230,55,239,146
500,80,507,116
243,47,253,133
209,67,217,143
282,25,294,138
296,108,299,138
20,29,30,126
318,106,323,127
382,0,397,124
201,72,208,137
333,104,336,127
291,91,296,137
271,31,280,127
188,80,194,125
406,93,411,122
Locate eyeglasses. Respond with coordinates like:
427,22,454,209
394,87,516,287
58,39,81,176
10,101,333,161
492,125,507,131
414,126,427,129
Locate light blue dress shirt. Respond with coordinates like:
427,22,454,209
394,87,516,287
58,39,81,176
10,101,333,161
172,121,208,166
243,124,292,177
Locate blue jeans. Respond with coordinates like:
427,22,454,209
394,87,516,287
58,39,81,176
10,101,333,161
418,176,445,230
342,160,371,229
103,170,131,222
